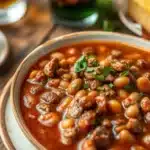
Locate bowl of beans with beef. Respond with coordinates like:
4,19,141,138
11,32,150,150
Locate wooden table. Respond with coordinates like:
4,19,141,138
0,0,133,149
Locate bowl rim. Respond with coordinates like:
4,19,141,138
11,31,150,149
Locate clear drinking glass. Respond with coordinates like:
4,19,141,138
0,0,27,25
51,0,98,28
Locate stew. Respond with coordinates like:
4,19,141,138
21,42,150,150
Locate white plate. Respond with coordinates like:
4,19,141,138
0,79,37,150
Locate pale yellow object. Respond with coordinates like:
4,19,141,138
128,0,150,33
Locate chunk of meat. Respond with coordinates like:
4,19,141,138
140,97,150,113
96,95,107,113
136,59,150,69
143,72,150,80
99,84,116,97
84,72,95,80
36,103,51,115
51,88,65,98
60,127,77,145
145,112,150,124
88,57,98,67
23,94,35,108
90,126,111,148
66,100,83,119
89,80,100,90
38,112,60,127
105,74,115,82
40,91,60,104
56,68,69,76
77,111,96,133
44,58,58,77
111,60,125,71
29,85,43,95
82,47,95,55
60,118,77,145
46,79,60,88
102,119,112,128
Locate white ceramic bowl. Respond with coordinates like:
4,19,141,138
11,31,150,149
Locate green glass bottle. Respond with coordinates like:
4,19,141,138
51,0,98,28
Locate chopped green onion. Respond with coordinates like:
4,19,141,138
124,83,136,92
74,55,87,73
88,55,96,59
120,70,129,76
108,83,114,88
92,60,99,67
83,83,89,89
102,66,115,77
95,74,105,81
86,67,95,73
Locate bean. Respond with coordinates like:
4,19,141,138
75,90,87,99
114,76,130,88
85,91,98,106
71,72,78,80
82,139,96,150
67,57,77,65
39,60,49,68
67,78,82,95
118,130,135,144
137,77,150,93
59,80,70,89
140,97,150,113
66,48,78,56
23,94,35,108
131,145,146,150
59,59,69,68
38,112,60,127
117,89,129,99
88,91,98,99
62,74,72,81
57,97,72,113
129,92,141,102
29,70,39,79
108,100,122,113
61,119,75,129
125,104,139,118
50,52,64,60
100,59,110,67
142,134,150,148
